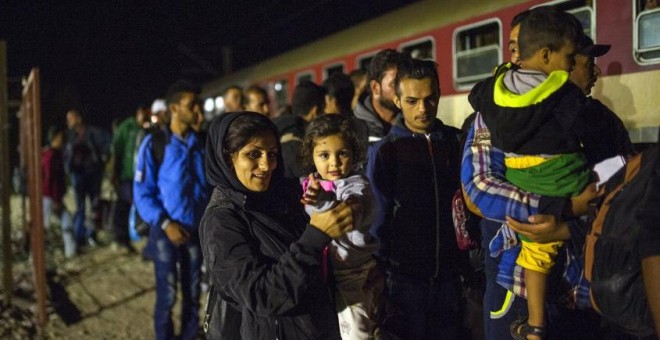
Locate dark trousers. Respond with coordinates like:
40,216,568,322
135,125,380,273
384,271,461,339
71,172,101,245
113,180,132,246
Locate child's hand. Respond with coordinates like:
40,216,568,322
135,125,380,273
300,174,320,205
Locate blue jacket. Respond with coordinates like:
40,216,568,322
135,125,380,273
367,115,462,281
133,130,209,232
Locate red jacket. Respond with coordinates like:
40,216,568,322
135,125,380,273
42,147,66,203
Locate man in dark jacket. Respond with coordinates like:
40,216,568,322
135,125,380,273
273,80,324,179
64,108,110,247
367,58,463,339
354,49,407,144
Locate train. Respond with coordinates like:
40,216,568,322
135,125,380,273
201,0,660,143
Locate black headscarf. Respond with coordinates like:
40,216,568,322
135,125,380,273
205,111,285,195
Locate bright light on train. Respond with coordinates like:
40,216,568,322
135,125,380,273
204,98,215,112
274,83,282,91
215,96,224,112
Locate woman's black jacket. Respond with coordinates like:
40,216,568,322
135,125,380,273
199,180,340,340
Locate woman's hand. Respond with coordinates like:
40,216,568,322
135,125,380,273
505,214,570,243
309,201,353,238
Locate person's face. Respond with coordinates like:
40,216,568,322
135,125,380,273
545,40,577,74
647,0,658,10
171,92,198,127
157,110,170,127
135,107,149,127
192,109,204,132
324,95,339,114
312,134,353,181
394,77,439,134
66,111,81,130
509,24,521,64
224,89,243,112
231,132,278,192
51,132,64,149
374,67,398,112
245,92,270,116
570,54,600,95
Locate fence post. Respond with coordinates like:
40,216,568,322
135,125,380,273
0,41,12,306
21,68,47,326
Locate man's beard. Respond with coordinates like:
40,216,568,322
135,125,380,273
379,96,399,113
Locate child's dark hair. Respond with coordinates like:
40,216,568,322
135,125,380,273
518,7,582,60
300,114,366,174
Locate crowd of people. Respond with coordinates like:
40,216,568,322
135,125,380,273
38,6,659,340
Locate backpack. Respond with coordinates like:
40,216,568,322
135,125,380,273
134,129,168,236
584,147,658,337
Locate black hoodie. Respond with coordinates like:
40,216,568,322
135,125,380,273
200,112,340,339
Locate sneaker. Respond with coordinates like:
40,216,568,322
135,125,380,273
87,237,98,247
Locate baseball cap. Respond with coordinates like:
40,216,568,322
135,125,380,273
151,98,167,113
576,34,611,57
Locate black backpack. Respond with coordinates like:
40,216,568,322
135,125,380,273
134,129,168,236
584,146,658,337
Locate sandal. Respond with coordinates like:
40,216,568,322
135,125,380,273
510,318,545,340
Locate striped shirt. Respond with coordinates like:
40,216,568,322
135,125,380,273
461,112,591,309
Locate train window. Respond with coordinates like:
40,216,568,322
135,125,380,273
567,7,594,37
273,80,288,108
324,63,345,80
296,71,314,85
534,0,595,38
399,37,436,61
356,52,377,72
635,1,660,64
453,19,502,89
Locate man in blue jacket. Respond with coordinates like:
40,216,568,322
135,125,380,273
367,58,463,339
134,79,209,340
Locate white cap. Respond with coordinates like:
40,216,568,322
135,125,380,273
151,99,167,113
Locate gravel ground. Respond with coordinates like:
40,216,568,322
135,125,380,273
1,194,206,339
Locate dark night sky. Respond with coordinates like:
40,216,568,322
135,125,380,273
1,0,419,130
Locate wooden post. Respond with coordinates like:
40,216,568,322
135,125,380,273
21,68,47,326
0,41,12,306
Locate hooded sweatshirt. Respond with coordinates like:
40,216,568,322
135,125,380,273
367,115,464,282
353,92,392,144
470,64,591,197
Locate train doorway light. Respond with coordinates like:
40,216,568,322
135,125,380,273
204,98,215,113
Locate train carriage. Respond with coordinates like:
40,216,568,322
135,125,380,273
202,0,660,143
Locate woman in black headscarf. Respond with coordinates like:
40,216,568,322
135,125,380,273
200,111,353,339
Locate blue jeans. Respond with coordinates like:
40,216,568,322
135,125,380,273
151,230,202,340
71,172,101,245
384,271,461,339
480,219,605,339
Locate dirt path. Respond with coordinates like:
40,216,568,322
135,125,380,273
1,194,206,339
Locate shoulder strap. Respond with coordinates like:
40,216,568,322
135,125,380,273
584,152,642,312
150,129,168,168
